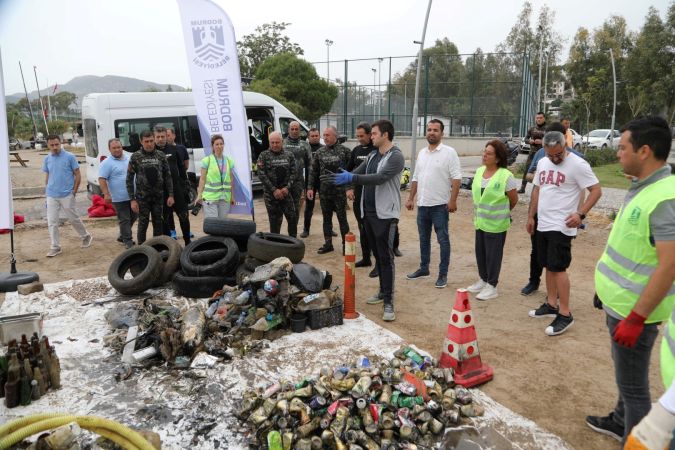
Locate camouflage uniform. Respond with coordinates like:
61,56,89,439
256,149,298,237
283,136,311,216
308,143,352,245
126,149,173,244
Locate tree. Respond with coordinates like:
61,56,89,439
47,119,69,136
250,53,337,123
51,91,77,113
238,22,304,79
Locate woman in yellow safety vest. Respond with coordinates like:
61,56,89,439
466,139,519,300
196,134,235,218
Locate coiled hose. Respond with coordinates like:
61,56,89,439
0,413,156,450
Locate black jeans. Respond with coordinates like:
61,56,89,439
475,229,507,286
112,201,137,245
606,313,660,443
364,213,397,306
353,195,371,261
319,190,349,243
529,214,543,285
163,205,191,244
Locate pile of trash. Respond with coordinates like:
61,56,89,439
237,347,484,449
104,257,341,378
1,333,61,408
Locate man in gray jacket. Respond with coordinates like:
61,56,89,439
322,119,404,321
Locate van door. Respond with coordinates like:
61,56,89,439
83,118,102,194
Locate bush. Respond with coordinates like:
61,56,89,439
582,147,618,167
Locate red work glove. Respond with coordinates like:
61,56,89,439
613,311,647,348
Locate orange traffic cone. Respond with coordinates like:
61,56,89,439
439,288,493,387
343,232,359,319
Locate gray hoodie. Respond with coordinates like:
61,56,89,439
352,145,404,220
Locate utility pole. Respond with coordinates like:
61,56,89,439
33,66,49,134
543,51,549,113
18,62,38,141
609,48,616,140
325,39,333,82
378,57,383,118
410,0,433,175
536,24,544,112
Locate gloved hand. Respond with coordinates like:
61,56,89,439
613,310,646,348
624,401,675,450
593,293,603,310
333,169,353,186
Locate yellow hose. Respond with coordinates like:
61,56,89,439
91,426,140,450
0,414,156,450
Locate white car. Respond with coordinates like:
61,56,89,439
584,129,620,149
568,128,583,150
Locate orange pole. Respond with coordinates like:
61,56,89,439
343,232,359,319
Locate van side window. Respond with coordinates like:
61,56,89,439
114,118,178,151
279,117,307,139
84,119,98,158
181,116,203,149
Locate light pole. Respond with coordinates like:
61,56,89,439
371,68,377,118
543,50,549,113
536,24,544,112
378,57,383,117
325,39,333,82
410,0,433,174
609,48,616,138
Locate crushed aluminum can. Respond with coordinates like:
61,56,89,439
309,395,327,410
263,382,281,399
429,417,444,434
355,397,367,410
426,399,442,415
395,381,417,396
455,386,472,405
369,404,382,423
460,403,484,418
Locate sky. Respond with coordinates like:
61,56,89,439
0,0,669,96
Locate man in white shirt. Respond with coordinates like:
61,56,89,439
405,120,462,288
527,131,602,336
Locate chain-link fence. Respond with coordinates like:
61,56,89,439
312,52,537,139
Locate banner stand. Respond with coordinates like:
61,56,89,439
0,230,39,292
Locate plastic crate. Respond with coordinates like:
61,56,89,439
307,303,343,330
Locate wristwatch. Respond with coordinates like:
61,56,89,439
577,212,586,220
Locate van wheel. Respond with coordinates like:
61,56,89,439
172,271,236,298
108,247,162,295
247,232,305,263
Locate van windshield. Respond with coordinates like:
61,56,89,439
115,118,178,152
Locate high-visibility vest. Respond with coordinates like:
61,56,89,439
595,175,675,323
662,309,675,388
471,166,512,233
202,154,233,202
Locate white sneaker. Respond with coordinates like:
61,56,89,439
46,247,62,257
476,284,498,300
81,234,93,248
467,279,487,293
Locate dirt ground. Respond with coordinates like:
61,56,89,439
1,155,665,450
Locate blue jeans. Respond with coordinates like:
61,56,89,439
416,204,450,275
606,313,660,442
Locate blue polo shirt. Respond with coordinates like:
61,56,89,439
528,147,585,173
42,149,80,198
99,154,131,202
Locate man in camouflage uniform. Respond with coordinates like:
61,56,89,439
126,130,174,244
307,126,351,254
283,121,311,220
257,131,298,237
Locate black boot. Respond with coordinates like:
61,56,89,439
317,241,334,254
355,258,372,267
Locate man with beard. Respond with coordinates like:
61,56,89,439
283,121,311,226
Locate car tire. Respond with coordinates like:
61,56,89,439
137,236,182,286
172,271,236,298
203,217,256,238
244,255,266,272
180,236,240,276
247,232,305,263
108,246,162,295
190,248,229,265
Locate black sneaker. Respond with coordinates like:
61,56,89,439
393,248,403,257
317,244,334,254
585,413,624,441
520,282,539,296
406,268,430,280
435,275,448,289
300,230,309,238
355,259,372,268
528,302,558,318
116,236,124,243
545,313,574,336
369,267,379,278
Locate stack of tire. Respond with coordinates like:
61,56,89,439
108,236,182,295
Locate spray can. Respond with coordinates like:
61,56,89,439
309,395,327,410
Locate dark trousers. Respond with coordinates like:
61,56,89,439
112,201,137,245
264,193,298,237
319,190,349,242
606,314,660,443
163,205,191,244
520,150,536,188
475,229,507,286
353,196,371,261
529,214,543,285
364,213,397,306
137,197,163,244
303,195,316,231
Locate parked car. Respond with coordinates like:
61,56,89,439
568,128,583,150
584,129,620,149
8,137,30,150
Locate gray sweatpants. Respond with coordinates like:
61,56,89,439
47,194,89,249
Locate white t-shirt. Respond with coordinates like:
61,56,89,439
534,152,598,236
412,144,462,207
